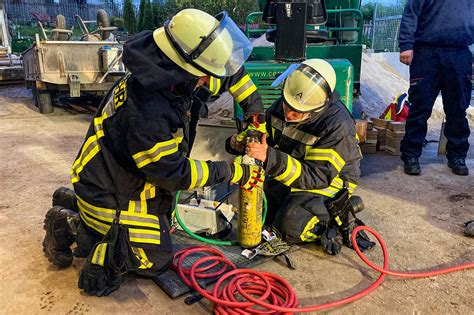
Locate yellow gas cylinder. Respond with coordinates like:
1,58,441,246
237,132,264,248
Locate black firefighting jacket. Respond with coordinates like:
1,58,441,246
70,31,262,254
208,69,263,117
264,93,362,197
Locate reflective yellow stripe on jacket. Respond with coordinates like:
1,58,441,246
300,216,320,242
91,243,108,266
70,76,129,183
304,147,346,172
291,176,358,198
77,195,161,245
132,137,183,169
229,74,257,103
209,76,221,96
128,182,156,214
132,247,154,270
188,159,209,189
274,155,302,186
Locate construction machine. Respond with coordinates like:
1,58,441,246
243,0,364,113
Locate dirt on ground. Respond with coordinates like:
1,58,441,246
0,86,473,314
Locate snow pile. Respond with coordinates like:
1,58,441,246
359,52,473,123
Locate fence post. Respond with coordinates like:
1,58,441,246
371,2,377,50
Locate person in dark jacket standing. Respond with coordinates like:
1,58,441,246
41,9,265,296
398,0,473,175
228,59,375,255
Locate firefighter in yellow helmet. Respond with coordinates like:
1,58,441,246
41,8,265,297
228,59,375,255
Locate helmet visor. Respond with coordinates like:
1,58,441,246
164,12,253,77
193,12,253,77
189,12,253,77
283,64,332,112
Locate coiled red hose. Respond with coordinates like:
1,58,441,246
175,226,474,314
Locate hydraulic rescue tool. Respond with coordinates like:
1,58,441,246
238,129,264,248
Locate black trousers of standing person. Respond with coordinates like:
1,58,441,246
400,46,472,161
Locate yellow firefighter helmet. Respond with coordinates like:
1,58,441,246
153,9,252,78
283,59,337,113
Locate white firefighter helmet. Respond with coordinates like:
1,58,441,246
283,59,337,113
153,9,252,78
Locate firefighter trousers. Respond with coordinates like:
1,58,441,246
401,46,471,161
54,189,172,277
264,179,330,243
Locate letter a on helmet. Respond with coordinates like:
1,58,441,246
281,59,337,113
153,9,253,78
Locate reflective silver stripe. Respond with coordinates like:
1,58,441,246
271,115,285,130
133,141,178,166
231,79,254,100
133,200,141,213
291,187,338,197
77,197,160,229
80,211,108,234
305,152,344,170
103,98,115,117
81,210,160,245
210,77,220,95
271,116,320,146
93,243,107,265
94,122,103,133
274,155,302,186
129,230,161,244
283,128,320,146
195,160,203,185
281,157,298,183
71,137,100,174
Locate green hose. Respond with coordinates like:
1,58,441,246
173,190,268,246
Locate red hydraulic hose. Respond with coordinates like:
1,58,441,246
175,226,474,314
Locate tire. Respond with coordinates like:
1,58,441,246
37,91,54,114
55,15,69,41
96,9,110,40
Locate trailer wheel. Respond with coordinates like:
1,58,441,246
37,91,54,114
55,15,69,41
96,9,111,40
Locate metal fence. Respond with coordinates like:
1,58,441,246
5,0,123,26
367,1,405,52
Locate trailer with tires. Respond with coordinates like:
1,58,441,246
21,10,124,114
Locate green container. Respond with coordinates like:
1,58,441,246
244,59,354,112
325,0,361,10
11,38,34,54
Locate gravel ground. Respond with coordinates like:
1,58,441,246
0,86,473,314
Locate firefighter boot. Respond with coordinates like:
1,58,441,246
52,187,78,211
403,157,421,175
448,158,469,176
43,206,79,268
464,220,474,237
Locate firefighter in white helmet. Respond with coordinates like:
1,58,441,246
41,8,265,297
228,59,375,255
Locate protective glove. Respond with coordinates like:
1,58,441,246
230,156,265,190
236,114,267,142
78,243,121,297
341,218,376,252
320,225,343,255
